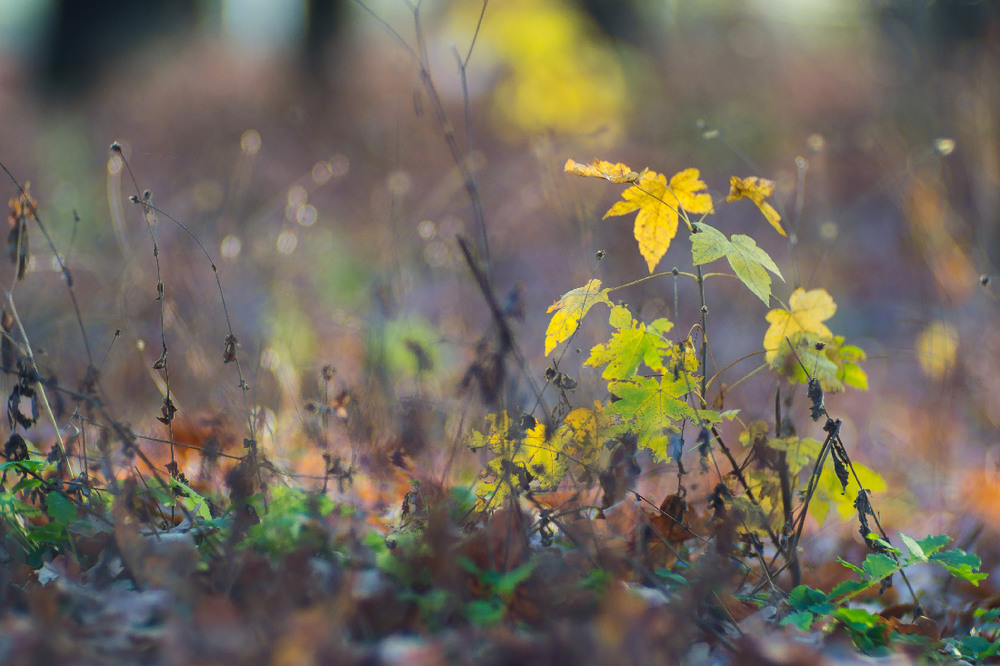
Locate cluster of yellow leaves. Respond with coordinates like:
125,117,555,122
545,290,731,463
469,405,611,512
556,401,610,472
763,288,867,391
469,412,551,512
566,160,787,277
583,304,721,461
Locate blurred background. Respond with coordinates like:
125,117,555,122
0,0,998,558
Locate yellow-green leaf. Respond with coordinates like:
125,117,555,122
770,331,842,390
608,304,633,329
553,402,611,470
765,436,823,476
545,279,613,356
692,222,783,305
585,316,673,381
769,333,867,393
608,375,697,461
472,412,567,512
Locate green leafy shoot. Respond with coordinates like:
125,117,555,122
691,221,783,305
785,533,987,653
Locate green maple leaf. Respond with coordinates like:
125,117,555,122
585,308,673,381
861,553,898,581
608,375,697,461
691,221,783,305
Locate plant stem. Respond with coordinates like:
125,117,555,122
696,265,708,406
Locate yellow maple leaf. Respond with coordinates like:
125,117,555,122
564,158,641,183
727,176,786,236
763,288,836,364
604,169,713,273
545,279,612,356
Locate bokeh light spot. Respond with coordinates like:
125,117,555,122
277,231,298,254
287,185,307,207
417,220,436,240
387,170,412,196
221,235,242,258
423,240,449,267
807,133,826,153
819,220,838,240
312,161,333,184
296,204,317,227
934,137,956,156
241,129,262,156
330,154,350,178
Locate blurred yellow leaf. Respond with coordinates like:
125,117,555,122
545,279,612,356
554,402,610,469
604,169,713,273
766,436,823,476
450,0,628,138
915,320,958,379
763,288,836,364
727,176,785,236
472,413,564,511
564,158,641,183
813,461,887,525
